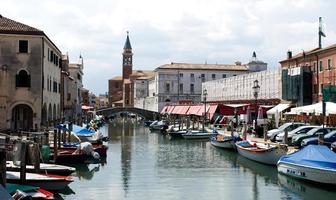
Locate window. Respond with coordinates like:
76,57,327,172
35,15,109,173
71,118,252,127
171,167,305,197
59,83,61,93
328,59,332,70
42,76,44,89
212,74,216,80
50,51,54,62
53,81,58,93
201,74,205,82
67,93,71,100
115,82,119,88
319,60,323,71
233,75,237,77
48,49,50,60
222,74,226,78
55,56,59,66
19,40,28,53
165,83,170,93
47,77,49,91
313,62,316,72
179,73,183,78
313,84,318,94
179,83,183,94
77,73,81,80
16,70,30,87
190,84,194,94
190,73,195,82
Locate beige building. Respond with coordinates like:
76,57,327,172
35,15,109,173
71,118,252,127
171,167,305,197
96,94,109,109
0,15,62,131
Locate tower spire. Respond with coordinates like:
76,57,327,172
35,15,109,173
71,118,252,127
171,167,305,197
124,31,132,49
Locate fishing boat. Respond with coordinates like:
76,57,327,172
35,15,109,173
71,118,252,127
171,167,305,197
210,134,241,149
277,145,336,185
149,120,168,132
235,140,287,165
6,161,75,176
181,130,217,139
6,183,54,199
6,171,73,191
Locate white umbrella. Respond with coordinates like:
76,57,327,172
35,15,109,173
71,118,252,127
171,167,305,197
246,106,251,124
257,107,263,119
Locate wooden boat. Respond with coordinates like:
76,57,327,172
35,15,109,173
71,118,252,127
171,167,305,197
235,140,287,165
6,171,73,191
6,161,75,176
210,134,241,149
277,145,336,185
6,183,54,199
181,131,216,139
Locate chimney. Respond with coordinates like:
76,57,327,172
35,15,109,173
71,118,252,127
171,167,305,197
287,50,292,59
235,61,242,65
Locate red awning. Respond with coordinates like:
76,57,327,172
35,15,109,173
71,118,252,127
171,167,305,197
207,104,218,120
162,105,176,114
195,104,210,116
171,105,190,115
161,106,169,114
186,105,202,115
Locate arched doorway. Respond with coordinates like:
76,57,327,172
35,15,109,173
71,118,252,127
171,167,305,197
12,104,33,130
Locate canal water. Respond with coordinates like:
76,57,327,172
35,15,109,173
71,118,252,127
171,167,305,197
59,120,336,200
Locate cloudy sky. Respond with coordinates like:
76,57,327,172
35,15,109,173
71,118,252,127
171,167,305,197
2,0,336,94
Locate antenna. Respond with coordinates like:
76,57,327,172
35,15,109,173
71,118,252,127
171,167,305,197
319,17,326,48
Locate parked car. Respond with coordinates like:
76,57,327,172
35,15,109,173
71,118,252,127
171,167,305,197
275,125,319,144
301,130,336,147
331,141,336,152
292,127,336,147
267,122,306,142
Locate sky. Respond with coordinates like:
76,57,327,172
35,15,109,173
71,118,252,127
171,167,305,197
2,0,336,95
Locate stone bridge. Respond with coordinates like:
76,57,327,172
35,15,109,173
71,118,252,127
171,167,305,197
96,107,159,120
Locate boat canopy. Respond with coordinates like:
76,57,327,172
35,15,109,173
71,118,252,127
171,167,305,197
72,125,95,136
279,145,336,170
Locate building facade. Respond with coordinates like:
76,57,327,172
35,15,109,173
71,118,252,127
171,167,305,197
0,15,61,131
134,52,268,112
280,44,336,106
203,68,282,104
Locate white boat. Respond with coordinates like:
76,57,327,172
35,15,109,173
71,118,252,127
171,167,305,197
277,145,336,185
6,161,76,176
181,131,216,139
235,140,288,165
210,134,241,149
149,120,168,132
6,171,73,190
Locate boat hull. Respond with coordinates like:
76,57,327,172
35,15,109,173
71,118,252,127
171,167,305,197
6,161,75,176
6,171,73,191
277,161,336,185
236,143,287,165
210,139,236,149
182,133,216,139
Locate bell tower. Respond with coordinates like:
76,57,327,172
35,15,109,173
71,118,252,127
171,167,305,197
122,31,133,80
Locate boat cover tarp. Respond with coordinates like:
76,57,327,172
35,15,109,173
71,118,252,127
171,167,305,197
72,125,95,136
279,145,336,170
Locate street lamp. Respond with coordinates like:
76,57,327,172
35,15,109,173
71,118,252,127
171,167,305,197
252,80,260,131
203,88,208,132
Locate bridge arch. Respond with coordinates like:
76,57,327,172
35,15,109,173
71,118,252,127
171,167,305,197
96,107,159,120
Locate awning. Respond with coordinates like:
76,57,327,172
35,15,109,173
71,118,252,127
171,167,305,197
186,105,202,115
266,103,290,115
195,104,210,116
207,104,218,120
161,105,175,114
290,101,336,115
223,104,249,108
171,105,190,115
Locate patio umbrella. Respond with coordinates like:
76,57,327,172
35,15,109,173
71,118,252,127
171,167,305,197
257,107,263,120
274,109,280,128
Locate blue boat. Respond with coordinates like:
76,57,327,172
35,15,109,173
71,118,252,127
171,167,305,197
277,145,336,184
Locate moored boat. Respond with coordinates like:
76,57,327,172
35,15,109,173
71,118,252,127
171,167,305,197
235,140,287,165
210,134,241,149
277,145,336,185
181,130,216,139
6,171,73,191
6,183,54,199
6,161,75,176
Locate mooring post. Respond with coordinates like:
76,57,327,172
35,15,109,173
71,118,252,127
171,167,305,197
263,125,268,142
283,129,288,144
0,137,8,187
53,129,58,161
20,141,27,184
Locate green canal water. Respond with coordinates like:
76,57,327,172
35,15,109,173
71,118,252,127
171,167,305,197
58,120,336,200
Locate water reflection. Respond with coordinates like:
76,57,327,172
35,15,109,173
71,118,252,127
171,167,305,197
60,122,336,200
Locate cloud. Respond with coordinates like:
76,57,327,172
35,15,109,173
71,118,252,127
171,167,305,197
1,0,336,94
